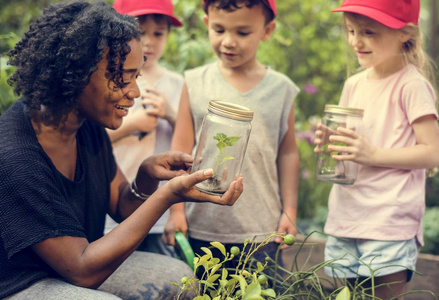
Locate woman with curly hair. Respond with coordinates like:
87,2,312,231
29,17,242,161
0,1,243,299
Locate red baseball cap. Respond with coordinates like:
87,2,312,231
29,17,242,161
203,0,277,17
113,0,183,27
332,0,419,29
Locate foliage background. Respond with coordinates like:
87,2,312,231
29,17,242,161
1,0,438,253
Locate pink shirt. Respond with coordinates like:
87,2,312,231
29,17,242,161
324,64,437,244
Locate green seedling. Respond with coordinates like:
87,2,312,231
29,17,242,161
213,133,240,176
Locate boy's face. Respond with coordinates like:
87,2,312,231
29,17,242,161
138,15,169,67
204,3,275,70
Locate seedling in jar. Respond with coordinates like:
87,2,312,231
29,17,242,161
213,133,241,177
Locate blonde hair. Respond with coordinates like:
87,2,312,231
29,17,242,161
400,24,436,89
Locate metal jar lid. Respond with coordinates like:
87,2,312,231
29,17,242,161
208,100,254,121
324,104,364,117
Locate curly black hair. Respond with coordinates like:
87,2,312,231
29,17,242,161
7,1,140,125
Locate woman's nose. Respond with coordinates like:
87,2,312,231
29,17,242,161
126,82,140,100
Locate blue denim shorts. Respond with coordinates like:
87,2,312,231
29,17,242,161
324,236,419,281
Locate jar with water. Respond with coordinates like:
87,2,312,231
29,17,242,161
316,105,363,185
192,100,253,195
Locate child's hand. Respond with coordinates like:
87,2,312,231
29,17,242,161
275,211,297,249
326,127,376,165
128,106,158,133
313,123,337,154
141,88,177,124
162,210,188,246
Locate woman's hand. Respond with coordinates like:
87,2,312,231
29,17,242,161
165,169,243,206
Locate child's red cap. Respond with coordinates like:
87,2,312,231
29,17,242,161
113,0,183,27
332,0,419,29
203,0,277,17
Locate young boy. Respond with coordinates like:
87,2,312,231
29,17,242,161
108,0,187,256
164,0,300,265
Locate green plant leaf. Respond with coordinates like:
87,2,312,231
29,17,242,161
221,268,228,280
216,141,226,151
256,262,264,273
243,282,262,299
210,263,222,275
214,133,227,141
221,156,235,163
224,136,241,146
230,274,247,294
261,288,276,297
210,241,226,257
201,247,213,258
335,286,351,300
207,274,221,284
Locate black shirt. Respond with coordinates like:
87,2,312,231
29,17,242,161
0,100,117,298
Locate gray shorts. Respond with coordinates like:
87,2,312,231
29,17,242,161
6,251,195,300
324,236,419,280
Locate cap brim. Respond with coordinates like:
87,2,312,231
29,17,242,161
331,6,407,29
126,8,183,27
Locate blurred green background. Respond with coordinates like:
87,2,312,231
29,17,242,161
1,0,439,254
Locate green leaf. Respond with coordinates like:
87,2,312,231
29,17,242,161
224,136,241,146
210,241,226,257
216,141,226,151
221,267,228,280
214,133,227,141
243,282,262,299
230,274,247,294
201,247,213,258
207,274,221,284
261,288,276,297
256,262,265,273
221,156,235,163
335,286,351,300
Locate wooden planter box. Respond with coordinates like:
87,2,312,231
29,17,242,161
281,235,439,299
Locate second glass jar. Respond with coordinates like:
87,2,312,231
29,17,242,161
316,104,364,185
191,100,253,195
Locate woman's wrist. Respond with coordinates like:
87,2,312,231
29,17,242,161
130,179,150,201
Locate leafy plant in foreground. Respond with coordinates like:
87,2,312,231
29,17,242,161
173,231,437,300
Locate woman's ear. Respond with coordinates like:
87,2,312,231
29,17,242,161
203,15,209,26
262,20,276,41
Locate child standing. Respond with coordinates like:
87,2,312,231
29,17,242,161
314,0,439,298
108,0,187,256
163,0,300,265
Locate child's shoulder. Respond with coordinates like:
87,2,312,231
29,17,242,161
162,68,184,83
184,62,216,77
265,67,300,93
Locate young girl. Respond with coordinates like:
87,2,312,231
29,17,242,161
108,0,187,256
314,0,439,298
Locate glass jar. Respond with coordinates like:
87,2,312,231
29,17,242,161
191,100,253,195
316,105,364,185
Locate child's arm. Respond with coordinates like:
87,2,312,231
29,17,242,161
328,114,439,169
275,105,299,246
163,84,195,246
106,108,158,142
